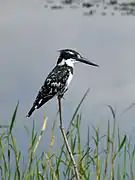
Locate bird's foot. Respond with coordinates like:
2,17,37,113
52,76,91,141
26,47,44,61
62,96,66,100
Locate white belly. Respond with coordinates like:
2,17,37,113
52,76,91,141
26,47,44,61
66,72,73,88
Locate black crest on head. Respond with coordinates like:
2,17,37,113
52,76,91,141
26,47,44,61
57,49,81,65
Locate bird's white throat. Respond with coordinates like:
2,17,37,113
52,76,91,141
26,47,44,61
65,58,75,68
58,58,75,67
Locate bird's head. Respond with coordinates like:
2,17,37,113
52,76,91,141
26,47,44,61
57,49,99,68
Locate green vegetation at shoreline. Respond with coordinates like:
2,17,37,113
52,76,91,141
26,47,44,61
0,94,135,180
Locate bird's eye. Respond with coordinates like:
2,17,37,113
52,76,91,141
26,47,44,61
77,54,81,59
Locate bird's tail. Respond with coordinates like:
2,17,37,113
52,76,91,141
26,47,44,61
26,94,54,118
26,105,36,118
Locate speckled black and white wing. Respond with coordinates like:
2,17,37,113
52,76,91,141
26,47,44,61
26,65,73,117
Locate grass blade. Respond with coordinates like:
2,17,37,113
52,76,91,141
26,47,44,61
9,101,19,135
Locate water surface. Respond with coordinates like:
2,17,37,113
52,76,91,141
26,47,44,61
0,1,135,153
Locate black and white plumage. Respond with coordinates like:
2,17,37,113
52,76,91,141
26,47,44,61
26,49,99,118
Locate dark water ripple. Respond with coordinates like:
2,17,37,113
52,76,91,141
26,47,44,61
44,0,135,16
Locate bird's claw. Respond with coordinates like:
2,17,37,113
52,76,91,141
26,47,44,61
62,97,66,100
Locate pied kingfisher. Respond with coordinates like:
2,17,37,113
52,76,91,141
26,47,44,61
26,49,99,117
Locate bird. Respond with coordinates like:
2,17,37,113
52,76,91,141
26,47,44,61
26,49,99,118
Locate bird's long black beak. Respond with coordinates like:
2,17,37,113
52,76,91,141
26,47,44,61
76,57,99,67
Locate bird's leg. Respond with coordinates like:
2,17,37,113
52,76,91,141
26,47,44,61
62,89,68,100
61,88,68,100
58,88,68,100
57,97,80,180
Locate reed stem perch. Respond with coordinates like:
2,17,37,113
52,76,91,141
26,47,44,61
58,97,80,180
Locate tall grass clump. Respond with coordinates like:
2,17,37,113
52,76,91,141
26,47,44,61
0,92,135,179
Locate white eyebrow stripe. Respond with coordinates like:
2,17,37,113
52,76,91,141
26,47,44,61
68,51,74,55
